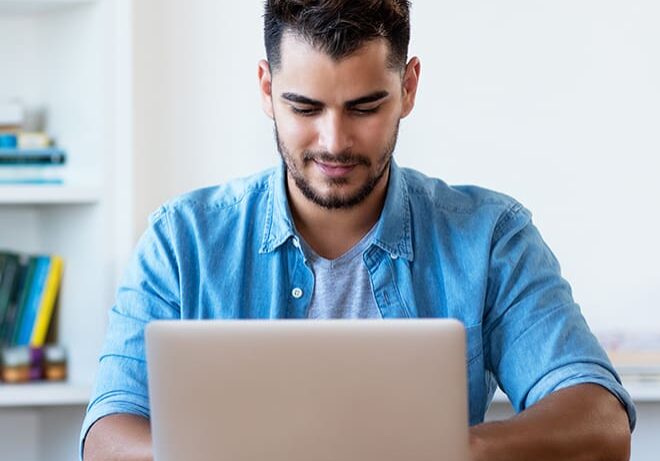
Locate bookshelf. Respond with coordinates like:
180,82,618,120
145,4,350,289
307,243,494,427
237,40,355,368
0,185,101,204
0,0,95,16
0,382,91,407
0,0,132,460
490,379,660,405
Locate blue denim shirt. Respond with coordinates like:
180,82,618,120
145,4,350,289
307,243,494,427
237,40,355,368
80,160,636,455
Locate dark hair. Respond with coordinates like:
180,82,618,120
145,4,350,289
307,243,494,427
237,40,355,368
264,0,411,73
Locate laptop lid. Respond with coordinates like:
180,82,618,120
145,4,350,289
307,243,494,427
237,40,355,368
146,319,469,461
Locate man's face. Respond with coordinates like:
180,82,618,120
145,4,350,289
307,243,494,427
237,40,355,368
259,34,418,209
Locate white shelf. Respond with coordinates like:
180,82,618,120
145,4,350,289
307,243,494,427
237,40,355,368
0,0,130,458
0,184,101,204
491,378,660,404
621,380,660,403
2,381,657,409
0,382,90,407
0,0,94,15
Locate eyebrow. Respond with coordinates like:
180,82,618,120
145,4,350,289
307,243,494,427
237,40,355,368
280,90,390,108
345,91,390,107
281,93,323,107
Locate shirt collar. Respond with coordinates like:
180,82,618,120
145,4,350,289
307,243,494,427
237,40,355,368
259,162,297,254
260,160,414,262
371,160,414,261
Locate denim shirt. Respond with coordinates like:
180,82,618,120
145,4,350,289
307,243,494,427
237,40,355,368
80,160,636,454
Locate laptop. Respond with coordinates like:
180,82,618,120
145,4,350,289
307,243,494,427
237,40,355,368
146,319,469,461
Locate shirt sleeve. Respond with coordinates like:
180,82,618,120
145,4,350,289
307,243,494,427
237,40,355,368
483,201,636,430
79,207,181,459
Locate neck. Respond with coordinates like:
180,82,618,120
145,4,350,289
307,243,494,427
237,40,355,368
287,168,390,259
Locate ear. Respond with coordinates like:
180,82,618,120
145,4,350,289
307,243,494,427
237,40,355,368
258,59,274,119
400,57,421,119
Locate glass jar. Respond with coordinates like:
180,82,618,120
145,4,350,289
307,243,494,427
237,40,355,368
1,347,31,383
43,345,67,381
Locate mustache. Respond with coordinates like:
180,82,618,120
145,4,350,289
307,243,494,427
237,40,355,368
302,151,372,167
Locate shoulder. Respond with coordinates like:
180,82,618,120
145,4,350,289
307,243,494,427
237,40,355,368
148,167,276,225
400,166,531,233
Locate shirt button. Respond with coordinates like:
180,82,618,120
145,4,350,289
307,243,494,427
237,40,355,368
292,238,301,248
390,253,398,260
291,287,304,299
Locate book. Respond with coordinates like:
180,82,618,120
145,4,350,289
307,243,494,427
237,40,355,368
0,167,65,184
14,256,50,346
8,257,38,346
0,253,20,343
0,134,17,148
0,148,66,165
30,256,63,347
18,132,51,150
0,148,67,184
0,254,29,346
0,254,9,338
0,133,52,149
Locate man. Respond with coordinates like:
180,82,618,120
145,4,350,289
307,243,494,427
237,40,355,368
82,1,635,460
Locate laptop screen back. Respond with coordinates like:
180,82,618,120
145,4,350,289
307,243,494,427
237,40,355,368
146,319,469,461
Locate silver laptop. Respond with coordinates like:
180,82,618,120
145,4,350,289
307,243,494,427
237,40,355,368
146,319,469,461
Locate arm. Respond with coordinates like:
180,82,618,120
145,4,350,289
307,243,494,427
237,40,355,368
83,415,153,461
470,384,631,461
80,207,181,459
479,202,635,460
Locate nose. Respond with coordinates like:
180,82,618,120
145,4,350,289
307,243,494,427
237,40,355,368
317,111,353,155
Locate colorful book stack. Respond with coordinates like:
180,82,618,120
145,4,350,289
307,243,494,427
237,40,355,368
0,101,67,184
0,252,64,349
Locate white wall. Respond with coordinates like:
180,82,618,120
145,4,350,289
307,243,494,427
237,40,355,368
133,0,660,333
133,0,273,230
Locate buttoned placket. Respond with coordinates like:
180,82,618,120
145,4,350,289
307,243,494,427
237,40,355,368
286,237,314,318
363,246,411,319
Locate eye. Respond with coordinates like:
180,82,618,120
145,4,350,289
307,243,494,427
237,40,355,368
352,106,380,116
291,106,320,116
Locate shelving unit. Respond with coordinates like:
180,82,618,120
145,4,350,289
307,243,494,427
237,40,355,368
491,378,660,404
0,185,101,204
0,1,132,460
0,0,95,15
0,382,91,407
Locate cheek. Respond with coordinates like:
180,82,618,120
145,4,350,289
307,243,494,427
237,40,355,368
277,114,317,152
358,114,398,146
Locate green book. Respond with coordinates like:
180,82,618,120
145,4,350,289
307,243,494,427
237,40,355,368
0,253,7,338
0,253,28,346
9,256,38,346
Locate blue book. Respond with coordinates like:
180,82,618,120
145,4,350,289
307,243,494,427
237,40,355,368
0,148,66,165
0,178,64,185
15,256,51,346
0,148,66,183
0,134,18,149
9,257,37,346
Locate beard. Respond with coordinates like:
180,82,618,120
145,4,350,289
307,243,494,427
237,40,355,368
275,121,399,210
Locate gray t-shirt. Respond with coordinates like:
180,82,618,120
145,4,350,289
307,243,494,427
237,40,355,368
300,225,382,319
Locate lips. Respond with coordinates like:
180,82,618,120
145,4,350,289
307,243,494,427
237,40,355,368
315,161,356,178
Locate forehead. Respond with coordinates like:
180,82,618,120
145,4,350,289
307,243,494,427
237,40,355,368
273,33,401,100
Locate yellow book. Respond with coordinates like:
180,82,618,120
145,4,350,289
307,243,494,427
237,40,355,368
30,256,64,347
